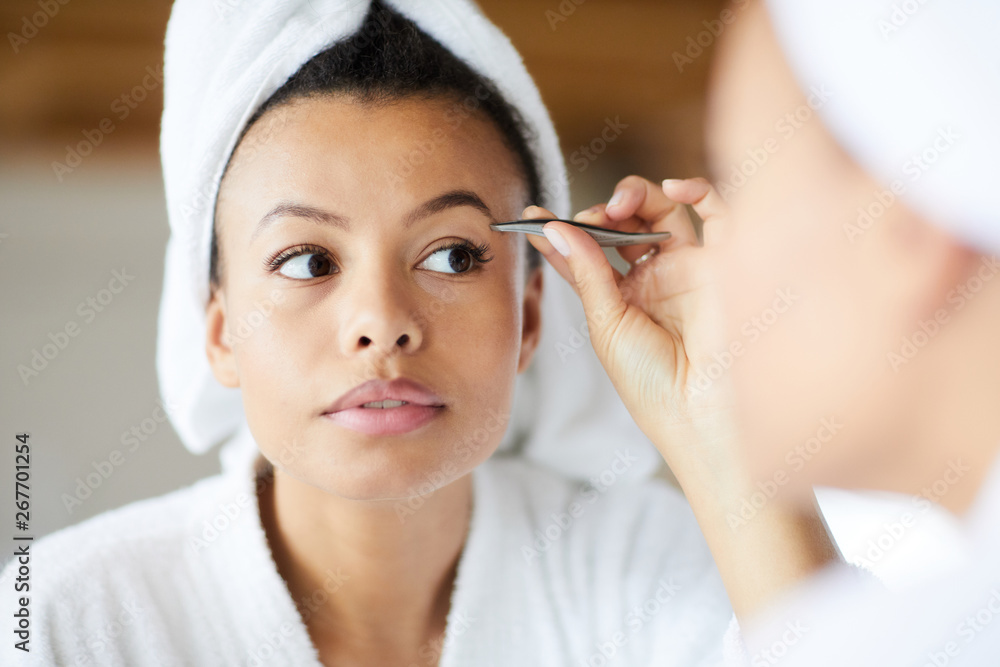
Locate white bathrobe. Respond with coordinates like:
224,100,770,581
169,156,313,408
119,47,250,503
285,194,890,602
736,452,1000,666
1,432,749,666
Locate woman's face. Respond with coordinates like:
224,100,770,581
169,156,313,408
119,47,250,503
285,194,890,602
706,3,972,499
206,95,542,501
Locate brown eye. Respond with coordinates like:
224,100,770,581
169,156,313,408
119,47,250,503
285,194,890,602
278,252,336,279
424,241,492,274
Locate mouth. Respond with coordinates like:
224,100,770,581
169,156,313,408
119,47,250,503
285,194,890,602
324,402,444,435
322,377,445,435
357,399,411,409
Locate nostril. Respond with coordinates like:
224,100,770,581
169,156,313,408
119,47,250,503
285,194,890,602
359,336,372,347
397,333,409,347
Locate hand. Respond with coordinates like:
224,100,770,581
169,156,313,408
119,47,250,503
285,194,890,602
527,176,840,619
526,176,734,477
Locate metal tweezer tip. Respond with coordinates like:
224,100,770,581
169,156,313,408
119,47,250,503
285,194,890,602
490,219,670,248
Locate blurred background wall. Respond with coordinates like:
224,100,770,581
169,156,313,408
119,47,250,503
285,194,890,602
0,0,965,587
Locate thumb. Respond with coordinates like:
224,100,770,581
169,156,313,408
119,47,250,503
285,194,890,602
542,220,628,352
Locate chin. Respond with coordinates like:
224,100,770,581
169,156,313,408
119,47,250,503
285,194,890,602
297,439,477,501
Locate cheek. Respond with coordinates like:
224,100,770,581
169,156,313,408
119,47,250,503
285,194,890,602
719,168,900,487
224,296,311,456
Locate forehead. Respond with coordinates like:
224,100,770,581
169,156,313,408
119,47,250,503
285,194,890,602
216,94,528,230
706,3,854,192
707,4,792,171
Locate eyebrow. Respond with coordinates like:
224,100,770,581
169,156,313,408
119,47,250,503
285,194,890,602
249,189,495,244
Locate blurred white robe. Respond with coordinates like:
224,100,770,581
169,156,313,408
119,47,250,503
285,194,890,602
737,452,1000,666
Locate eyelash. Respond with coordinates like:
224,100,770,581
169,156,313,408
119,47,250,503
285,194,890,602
263,239,495,275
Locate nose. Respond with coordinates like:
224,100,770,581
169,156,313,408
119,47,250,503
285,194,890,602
337,269,424,357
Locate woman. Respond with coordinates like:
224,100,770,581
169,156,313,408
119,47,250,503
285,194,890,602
529,1,1000,664
708,2,1000,663
1,1,835,665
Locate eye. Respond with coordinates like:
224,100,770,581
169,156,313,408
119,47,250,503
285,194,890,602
419,240,494,275
267,245,337,280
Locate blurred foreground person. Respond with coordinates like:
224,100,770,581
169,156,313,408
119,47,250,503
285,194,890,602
529,0,999,663
706,0,1000,664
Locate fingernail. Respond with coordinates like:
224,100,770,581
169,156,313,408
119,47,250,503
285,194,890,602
662,179,682,189
543,226,571,257
607,190,625,209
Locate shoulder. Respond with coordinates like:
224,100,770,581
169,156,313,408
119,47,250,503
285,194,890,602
1,470,247,663
7,470,237,581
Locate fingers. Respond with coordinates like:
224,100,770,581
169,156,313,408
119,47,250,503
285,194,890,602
605,175,701,258
569,205,660,266
605,174,681,225
522,206,575,288
523,174,729,280
536,219,627,357
661,177,730,247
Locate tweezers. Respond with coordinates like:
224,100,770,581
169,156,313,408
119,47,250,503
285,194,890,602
490,219,670,247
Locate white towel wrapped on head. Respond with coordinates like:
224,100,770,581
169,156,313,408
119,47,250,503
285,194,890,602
765,0,1000,253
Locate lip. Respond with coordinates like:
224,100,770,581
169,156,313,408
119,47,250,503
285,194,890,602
322,377,445,435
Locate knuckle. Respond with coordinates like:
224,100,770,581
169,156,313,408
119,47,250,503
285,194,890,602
617,174,648,192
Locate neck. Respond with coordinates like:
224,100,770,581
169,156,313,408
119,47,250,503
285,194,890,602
258,461,473,660
899,272,1000,516
910,432,1000,516
905,375,1000,517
